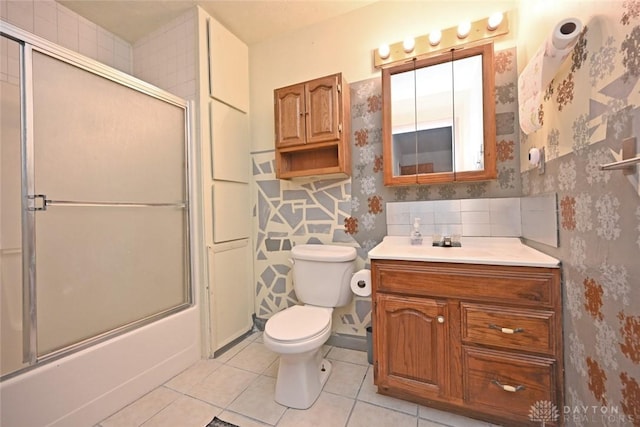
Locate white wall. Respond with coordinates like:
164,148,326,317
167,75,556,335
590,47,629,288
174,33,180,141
249,0,519,152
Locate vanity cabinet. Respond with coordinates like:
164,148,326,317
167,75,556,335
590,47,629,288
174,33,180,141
371,260,563,426
376,294,449,400
274,73,351,179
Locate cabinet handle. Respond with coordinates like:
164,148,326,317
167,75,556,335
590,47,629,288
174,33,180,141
437,315,445,323
492,379,525,393
488,323,524,334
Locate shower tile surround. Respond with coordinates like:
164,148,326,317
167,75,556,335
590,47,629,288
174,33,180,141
1,0,131,75
253,47,524,338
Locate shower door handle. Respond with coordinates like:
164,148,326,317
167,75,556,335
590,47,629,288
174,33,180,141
27,197,186,210
26,194,47,211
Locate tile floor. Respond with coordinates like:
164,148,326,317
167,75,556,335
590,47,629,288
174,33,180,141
97,332,502,427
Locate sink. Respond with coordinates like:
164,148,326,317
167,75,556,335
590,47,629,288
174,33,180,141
368,236,560,268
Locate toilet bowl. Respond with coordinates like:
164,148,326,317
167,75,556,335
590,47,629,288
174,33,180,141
262,244,357,409
263,305,333,409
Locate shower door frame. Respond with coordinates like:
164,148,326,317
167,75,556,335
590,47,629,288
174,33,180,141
1,21,196,380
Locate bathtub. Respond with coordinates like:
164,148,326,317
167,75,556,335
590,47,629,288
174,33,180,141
0,306,200,427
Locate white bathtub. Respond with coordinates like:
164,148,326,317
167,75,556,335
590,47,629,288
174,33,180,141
0,306,200,427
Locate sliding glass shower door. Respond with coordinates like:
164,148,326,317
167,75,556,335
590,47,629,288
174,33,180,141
1,30,192,377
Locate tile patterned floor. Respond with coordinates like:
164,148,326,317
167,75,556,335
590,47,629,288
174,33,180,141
96,332,501,427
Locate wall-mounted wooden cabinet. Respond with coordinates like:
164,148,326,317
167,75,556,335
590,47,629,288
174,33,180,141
372,260,563,426
274,73,351,179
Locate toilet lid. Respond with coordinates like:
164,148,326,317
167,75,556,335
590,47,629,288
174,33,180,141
265,305,331,342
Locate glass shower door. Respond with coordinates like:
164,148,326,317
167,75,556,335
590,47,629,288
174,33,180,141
27,50,190,358
0,35,27,376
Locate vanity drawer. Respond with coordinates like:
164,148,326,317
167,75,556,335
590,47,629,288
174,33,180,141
463,347,557,422
373,260,558,307
462,303,556,354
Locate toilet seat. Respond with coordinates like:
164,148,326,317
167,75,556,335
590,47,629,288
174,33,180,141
265,305,331,343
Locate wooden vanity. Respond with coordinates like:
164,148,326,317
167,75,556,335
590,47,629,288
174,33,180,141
369,237,563,426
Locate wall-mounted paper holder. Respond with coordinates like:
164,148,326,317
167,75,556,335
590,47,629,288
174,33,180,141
529,147,545,174
599,137,639,175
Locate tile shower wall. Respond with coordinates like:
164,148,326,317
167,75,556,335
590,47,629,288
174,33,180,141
519,2,640,425
252,47,521,336
1,0,131,74
132,8,197,101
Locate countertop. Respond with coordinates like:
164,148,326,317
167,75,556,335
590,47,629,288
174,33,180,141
368,236,560,268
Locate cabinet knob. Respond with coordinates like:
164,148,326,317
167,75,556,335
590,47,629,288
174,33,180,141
437,315,445,323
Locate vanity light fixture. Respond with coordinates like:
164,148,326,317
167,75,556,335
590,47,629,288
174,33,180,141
487,12,504,31
372,11,509,68
378,43,391,59
457,21,472,38
403,37,415,53
428,30,442,46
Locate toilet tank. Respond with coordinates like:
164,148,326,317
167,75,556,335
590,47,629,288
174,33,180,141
291,244,357,307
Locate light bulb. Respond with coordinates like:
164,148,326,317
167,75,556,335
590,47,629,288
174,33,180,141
403,37,415,53
457,21,471,38
378,43,390,59
487,12,503,30
428,30,442,46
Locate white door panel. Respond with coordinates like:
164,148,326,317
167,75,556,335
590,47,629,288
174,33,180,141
208,241,253,351
210,100,249,183
208,18,249,112
212,182,250,243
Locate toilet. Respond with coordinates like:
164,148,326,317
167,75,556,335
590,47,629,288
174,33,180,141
263,244,357,409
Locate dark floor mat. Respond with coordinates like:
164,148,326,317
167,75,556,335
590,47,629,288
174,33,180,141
205,416,239,427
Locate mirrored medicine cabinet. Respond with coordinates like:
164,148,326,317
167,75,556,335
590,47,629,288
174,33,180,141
382,42,497,186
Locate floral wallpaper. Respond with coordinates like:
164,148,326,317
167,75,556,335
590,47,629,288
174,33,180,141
251,47,521,337
521,2,640,425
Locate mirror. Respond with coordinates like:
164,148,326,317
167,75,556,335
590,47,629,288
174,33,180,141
382,42,497,185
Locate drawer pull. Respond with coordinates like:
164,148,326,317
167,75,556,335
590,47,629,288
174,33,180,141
492,379,525,393
488,323,524,334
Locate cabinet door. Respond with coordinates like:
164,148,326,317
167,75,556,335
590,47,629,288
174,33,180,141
376,294,448,398
305,75,341,144
210,100,249,183
275,83,305,147
208,18,249,112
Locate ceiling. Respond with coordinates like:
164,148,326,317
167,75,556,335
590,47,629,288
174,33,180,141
57,0,377,45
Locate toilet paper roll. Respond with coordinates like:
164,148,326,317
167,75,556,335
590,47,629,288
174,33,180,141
518,17,583,135
350,269,372,297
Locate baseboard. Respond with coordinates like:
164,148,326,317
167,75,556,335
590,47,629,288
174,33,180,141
326,333,367,352
213,327,255,358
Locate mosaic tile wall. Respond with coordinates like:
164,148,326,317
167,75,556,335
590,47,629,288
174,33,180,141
520,3,640,425
252,47,522,337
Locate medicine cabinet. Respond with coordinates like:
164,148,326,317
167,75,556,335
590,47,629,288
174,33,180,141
382,42,497,186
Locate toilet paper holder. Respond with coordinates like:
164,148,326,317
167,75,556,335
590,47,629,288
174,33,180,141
528,147,545,174
356,280,367,289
